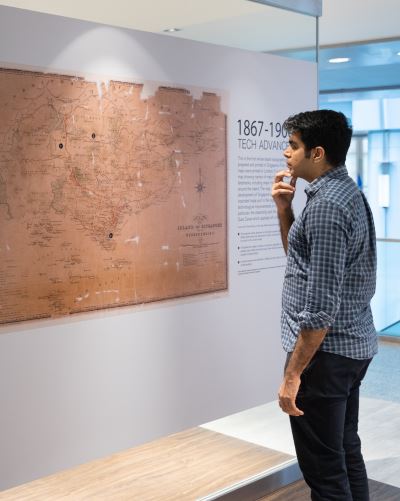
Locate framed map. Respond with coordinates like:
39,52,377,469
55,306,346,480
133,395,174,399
0,68,227,324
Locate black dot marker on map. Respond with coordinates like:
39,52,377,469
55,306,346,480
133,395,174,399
92,133,96,139
109,233,113,239
59,143,63,149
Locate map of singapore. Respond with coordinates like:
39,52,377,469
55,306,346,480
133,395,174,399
0,67,227,324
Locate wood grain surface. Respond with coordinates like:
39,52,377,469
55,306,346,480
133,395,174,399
0,427,293,500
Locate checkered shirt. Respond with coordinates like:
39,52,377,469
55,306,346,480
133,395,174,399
281,165,378,360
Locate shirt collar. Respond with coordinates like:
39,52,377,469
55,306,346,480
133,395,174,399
305,164,348,199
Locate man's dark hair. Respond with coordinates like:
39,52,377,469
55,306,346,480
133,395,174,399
283,110,353,167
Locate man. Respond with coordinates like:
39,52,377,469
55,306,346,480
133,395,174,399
271,110,377,501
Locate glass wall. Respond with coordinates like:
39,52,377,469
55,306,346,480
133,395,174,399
321,91,400,336
374,240,400,336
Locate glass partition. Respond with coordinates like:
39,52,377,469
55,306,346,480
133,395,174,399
184,3,319,499
205,5,316,60
373,240,400,335
0,1,319,497
163,1,319,62
320,93,400,338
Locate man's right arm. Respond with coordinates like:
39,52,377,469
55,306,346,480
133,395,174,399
271,170,297,254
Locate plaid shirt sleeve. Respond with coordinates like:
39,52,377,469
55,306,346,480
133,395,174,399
298,201,351,330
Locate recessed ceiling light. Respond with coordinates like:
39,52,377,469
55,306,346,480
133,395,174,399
329,57,351,64
163,28,181,33
397,51,400,56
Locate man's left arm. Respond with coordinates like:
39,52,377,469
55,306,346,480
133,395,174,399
278,327,328,416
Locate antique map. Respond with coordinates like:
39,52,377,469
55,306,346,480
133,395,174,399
0,68,227,324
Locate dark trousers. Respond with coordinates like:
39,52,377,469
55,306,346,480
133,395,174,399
286,351,371,501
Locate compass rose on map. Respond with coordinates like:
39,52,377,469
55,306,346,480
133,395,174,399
195,168,206,196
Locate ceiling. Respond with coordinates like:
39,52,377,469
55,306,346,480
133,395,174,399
0,0,399,92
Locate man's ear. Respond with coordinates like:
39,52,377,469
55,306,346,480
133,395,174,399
312,146,325,163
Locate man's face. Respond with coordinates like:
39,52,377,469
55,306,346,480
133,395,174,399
283,132,314,182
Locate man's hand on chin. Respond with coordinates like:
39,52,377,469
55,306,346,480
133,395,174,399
278,375,304,416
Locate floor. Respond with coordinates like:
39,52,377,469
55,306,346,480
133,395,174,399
362,338,400,402
202,339,400,490
259,478,400,501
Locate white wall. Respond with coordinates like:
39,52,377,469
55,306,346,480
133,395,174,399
0,5,317,490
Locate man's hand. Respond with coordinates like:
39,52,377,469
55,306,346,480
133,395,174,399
271,170,296,254
271,170,297,212
278,375,304,417
278,330,327,416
